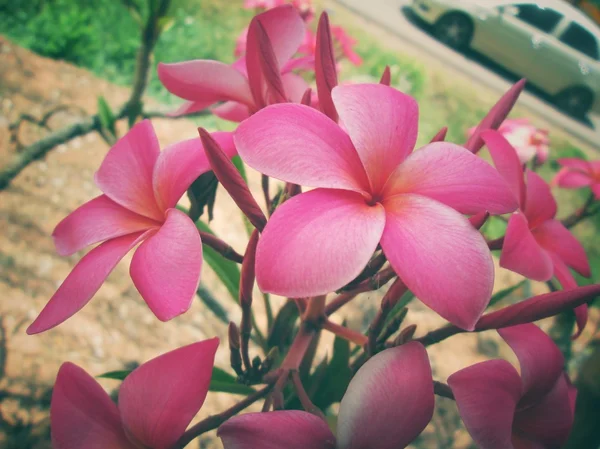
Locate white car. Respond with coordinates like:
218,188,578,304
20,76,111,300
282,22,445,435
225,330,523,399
410,0,600,117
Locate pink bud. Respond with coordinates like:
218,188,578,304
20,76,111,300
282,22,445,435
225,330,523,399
379,65,391,86
315,12,338,121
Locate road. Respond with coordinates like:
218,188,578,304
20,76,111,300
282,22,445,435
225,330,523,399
334,0,600,151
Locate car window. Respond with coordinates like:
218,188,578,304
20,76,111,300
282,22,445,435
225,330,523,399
559,22,599,59
513,4,562,33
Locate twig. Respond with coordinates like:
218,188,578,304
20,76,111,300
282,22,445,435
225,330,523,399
322,319,368,346
291,371,325,419
199,231,244,263
433,381,455,400
367,278,407,356
563,193,597,228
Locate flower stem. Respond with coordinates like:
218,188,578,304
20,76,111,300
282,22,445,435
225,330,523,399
323,319,368,346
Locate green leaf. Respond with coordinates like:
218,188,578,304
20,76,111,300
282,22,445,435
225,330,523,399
209,367,255,395
267,300,299,351
311,331,352,409
187,172,219,222
197,284,230,325
98,370,132,380
488,280,527,307
482,216,507,241
97,96,116,138
231,155,248,183
194,219,240,301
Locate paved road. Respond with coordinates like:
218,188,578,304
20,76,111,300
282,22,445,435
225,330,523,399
335,0,600,151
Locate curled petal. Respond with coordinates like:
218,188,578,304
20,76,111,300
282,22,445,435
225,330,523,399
498,324,563,405
382,142,518,215
380,194,494,330
337,342,434,449
157,60,253,106
500,213,553,282
553,168,593,188
213,101,251,122
168,100,213,117
27,231,149,334
235,103,369,192
130,209,202,321
218,411,336,449
119,339,219,449
282,72,310,103
256,189,385,297
449,360,522,449
315,12,338,121
254,5,306,68
95,120,163,220
523,170,557,227
152,132,237,211
332,84,418,192
51,363,133,449
557,158,593,173
53,195,158,256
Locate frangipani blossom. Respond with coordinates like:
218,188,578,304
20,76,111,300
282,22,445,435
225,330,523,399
51,338,218,449
159,6,310,122
553,158,600,199
483,130,590,336
449,324,576,449
27,120,237,334
235,84,518,330
331,25,362,66
218,342,434,449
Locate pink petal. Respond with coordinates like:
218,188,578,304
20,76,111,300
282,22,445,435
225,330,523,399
53,195,159,256
51,363,133,449
557,157,593,173
213,101,251,122
94,120,163,220
336,342,434,449
119,338,219,449
218,411,336,449
532,219,590,277
234,103,369,192
130,209,202,321
553,168,593,188
381,194,493,330
592,183,600,199
152,132,237,211
482,129,526,207
499,213,553,282
27,232,149,334
523,170,557,227
513,374,574,448
381,142,518,215
281,72,310,103
254,5,306,68
281,55,315,73
448,360,522,449
157,60,253,106
332,84,418,192
498,324,563,405
256,188,385,297
168,100,213,117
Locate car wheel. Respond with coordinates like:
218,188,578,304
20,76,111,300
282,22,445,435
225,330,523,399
434,13,473,51
555,87,593,118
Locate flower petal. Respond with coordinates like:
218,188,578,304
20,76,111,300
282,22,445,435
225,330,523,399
523,170,557,227
234,103,369,192
482,129,526,207
380,194,493,330
168,100,213,117
152,132,236,211
498,324,564,405
382,142,518,215
119,338,219,449
533,219,590,277
448,360,522,449
513,374,574,448
213,101,251,122
336,342,434,449
130,209,202,321
256,188,385,297
27,231,149,334
281,72,310,103
254,5,306,68
218,411,336,449
95,120,163,220
553,168,594,188
557,158,593,173
157,60,253,105
53,195,159,256
51,363,133,449
499,213,553,282
332,84,418,192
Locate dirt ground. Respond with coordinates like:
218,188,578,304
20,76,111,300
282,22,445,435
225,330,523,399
0,36,598,449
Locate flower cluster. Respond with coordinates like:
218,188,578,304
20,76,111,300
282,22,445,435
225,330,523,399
29,4,600,449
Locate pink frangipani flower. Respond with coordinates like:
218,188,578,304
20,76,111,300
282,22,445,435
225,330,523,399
235,84,518,330
27,120,237,334
483,130,590,336
553,158,600,199
51,338,218,449
331,25,362,66
158,6,311,122
218,342,434,449
449,324,576,449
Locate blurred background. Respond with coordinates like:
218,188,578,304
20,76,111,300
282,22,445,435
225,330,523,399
1,0,600,448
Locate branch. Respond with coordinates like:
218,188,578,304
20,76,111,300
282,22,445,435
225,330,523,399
433,381,454,400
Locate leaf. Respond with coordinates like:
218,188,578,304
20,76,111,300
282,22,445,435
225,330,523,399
98,370,132,380
187,172,219,222
488,280,527,307
97,96,116,139
194,220,240,301
311,331,352,409
267,300,299,351
231,155,248,183
210,367,255,395
197,284,230,325
482,216,507,240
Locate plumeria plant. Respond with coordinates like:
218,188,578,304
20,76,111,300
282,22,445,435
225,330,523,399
26,3,600,449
